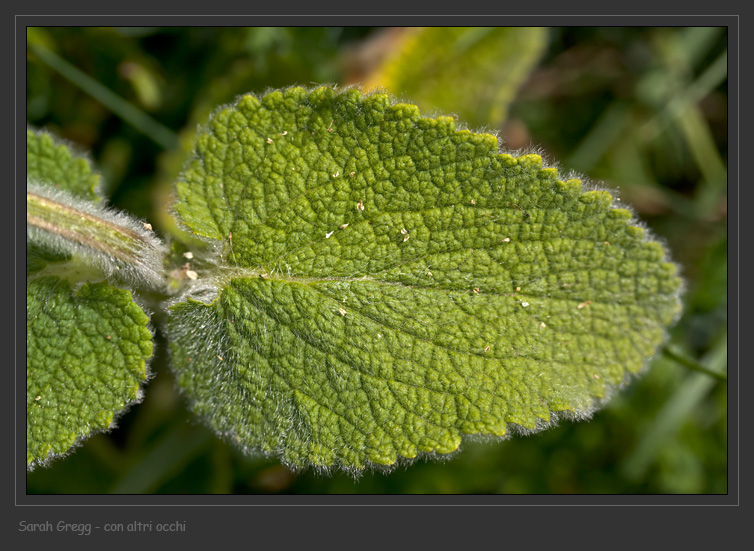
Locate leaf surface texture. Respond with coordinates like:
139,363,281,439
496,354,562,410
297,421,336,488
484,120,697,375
169,87,682,470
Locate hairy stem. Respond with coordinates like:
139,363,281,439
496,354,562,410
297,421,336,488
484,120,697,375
28,191,145,262
27,186,167,290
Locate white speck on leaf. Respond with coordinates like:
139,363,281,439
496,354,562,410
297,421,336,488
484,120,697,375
521,302,530,307
325,231,334,239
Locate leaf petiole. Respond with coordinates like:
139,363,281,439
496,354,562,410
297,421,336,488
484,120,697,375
26,185,167,290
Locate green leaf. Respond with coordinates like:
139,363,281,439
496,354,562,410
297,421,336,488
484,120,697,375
26,128,101,201
26,129,155,469
366,27,548,128
27,278,152,468
168,86,682,471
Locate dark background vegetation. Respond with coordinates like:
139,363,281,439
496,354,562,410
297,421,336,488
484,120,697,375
26,26,728,494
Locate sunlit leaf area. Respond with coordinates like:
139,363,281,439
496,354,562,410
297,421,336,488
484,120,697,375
26,26,727,494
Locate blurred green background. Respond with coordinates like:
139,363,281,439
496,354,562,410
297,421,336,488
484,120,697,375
26,26,727,494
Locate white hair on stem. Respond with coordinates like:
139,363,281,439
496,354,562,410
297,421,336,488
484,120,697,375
26,179,167,291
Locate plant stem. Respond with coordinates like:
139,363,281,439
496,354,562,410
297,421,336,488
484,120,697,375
661,346,727,382
28,43,178,150
27,187,166,290
28,191,144,262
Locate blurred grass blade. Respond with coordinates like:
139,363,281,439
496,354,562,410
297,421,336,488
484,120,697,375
620,333,727,481
567,102,630,171
677,27,726,69
109,424,213,494
676,106,727,217
28,42,178,150
642,49,727,141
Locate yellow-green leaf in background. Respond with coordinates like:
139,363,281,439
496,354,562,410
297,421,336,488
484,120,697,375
365,27,548,129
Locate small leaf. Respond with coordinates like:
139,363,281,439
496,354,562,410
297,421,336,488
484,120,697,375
26,129,156,469
365,27,548,128
26,128,101,201
168,87,682,471
27,278,152,469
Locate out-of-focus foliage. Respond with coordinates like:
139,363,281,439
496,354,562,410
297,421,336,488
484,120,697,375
364,27,548,128
26,26,727,494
